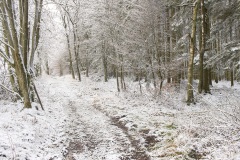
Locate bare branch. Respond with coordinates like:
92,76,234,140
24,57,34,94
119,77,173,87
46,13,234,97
0,83,22,101
0,48,14,66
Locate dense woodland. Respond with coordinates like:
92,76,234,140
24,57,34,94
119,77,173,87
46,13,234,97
0,0,240,159
0,0,240,105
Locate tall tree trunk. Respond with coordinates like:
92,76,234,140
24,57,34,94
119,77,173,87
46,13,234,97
19,0,29,68
2,22,18,94
30,0,43,68
202,1,210,93
73,28,81,81
231,68,234,86
120,54,126,90
187,0,199,104
203,68,210,93
1,0,31,108
229,24,234,86
102,41,108,82
149,50,156,88
198,0,206,93
209,68,212,86
62,15,75,79
116,67,120,92
166,7,171,83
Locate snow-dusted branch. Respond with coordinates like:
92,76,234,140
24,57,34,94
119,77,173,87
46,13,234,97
0,48,14,66
0,83,22,101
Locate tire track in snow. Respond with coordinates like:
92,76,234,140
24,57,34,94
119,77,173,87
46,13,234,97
43,76,150,160
64,97,133,160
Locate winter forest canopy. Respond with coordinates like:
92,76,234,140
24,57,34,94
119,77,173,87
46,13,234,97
0,0,240,159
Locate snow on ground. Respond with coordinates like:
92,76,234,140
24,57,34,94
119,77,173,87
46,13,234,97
0,74,240,160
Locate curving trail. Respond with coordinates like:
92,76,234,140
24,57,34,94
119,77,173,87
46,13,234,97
40,76,150,160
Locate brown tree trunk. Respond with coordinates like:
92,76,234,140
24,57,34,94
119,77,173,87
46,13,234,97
102,42,108,82
73,29,81,81
166,7,171,83
30,0,43,68
62,15,75,79
1,1,31,108
187,0,199,104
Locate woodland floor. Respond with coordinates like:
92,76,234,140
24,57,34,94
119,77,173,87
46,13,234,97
0,75,240,160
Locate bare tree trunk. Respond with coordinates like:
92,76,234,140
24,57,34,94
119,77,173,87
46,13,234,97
187,0,199,104
203,68,210,93
1,0,31,108
86,57,89,77
30,0,43,68
231,68,234,86
209,68,212,86
202,1,210,93
62,15,75,79
1,19,18,94
138,72,142,94
148,50,156,88
120,54,126,90
166,7,171,83
19,0,29,68
116,67,120,92
73,29,81,81
198,4,203,93
102,41,108,82
103,55,108,82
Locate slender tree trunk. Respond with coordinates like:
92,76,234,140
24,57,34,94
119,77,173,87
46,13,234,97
120,55,126,90
86,57,89,77
73,28,81,81
229,24,234,86
198,8,203,93
20,0,28,68
68,39,75,79
187,0,199,104
116,67,120,92
166,7,171,83
231,68,234,86
102,42,108,82
62,16,75,79
2,22,18,94
30,0,43,68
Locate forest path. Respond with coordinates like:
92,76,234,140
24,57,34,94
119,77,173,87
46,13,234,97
40,75,150,160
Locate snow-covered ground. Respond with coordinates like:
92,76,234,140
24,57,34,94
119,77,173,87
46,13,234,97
0,75,240,160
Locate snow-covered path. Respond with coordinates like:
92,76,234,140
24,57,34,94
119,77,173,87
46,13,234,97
39,76,149,160
1,75,239,159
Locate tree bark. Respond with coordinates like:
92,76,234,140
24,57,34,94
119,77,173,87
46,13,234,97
102,41,108,82
73,28,81,81
1,0,31,108
166,7,171,83
187,0,199,104
62,15,75,79
30,0,43,68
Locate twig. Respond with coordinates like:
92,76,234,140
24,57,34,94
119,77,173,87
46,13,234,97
0,49,14,66
32,81,44,110
0,83,22,101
